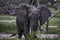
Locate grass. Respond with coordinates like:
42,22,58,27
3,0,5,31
0,38,18,40
0,38,59,40
40,28,60,34
41,38,59,40
0,15,16,20
49,17,60,26
0,15,16,33
49,12,60,25
0,22,17,33
49,8,57,14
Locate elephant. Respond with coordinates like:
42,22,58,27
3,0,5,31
15,3,51,39
15,3,40,39
13,0,51,39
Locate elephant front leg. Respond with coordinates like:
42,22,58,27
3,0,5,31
24,19,30,40
16,19,24,39
17,25,24,39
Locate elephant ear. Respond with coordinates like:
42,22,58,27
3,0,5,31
38,5,51,25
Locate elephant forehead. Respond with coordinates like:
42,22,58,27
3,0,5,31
33,8,38,12
28,8,38,17
29,8,37,12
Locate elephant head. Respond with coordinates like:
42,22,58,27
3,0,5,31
29,0,51,25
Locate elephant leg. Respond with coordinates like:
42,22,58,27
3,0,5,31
16,17,24,39
24,18,30,40
16,23,24,39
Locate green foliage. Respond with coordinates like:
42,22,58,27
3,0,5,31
49,8,57,13
57,0,60,3
0,37,59,40
49,17,60,26
0,22,17,33
27,32,38,40
41,38,59,40
49,13,60,26
40,28,60,34
0,38,18,40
